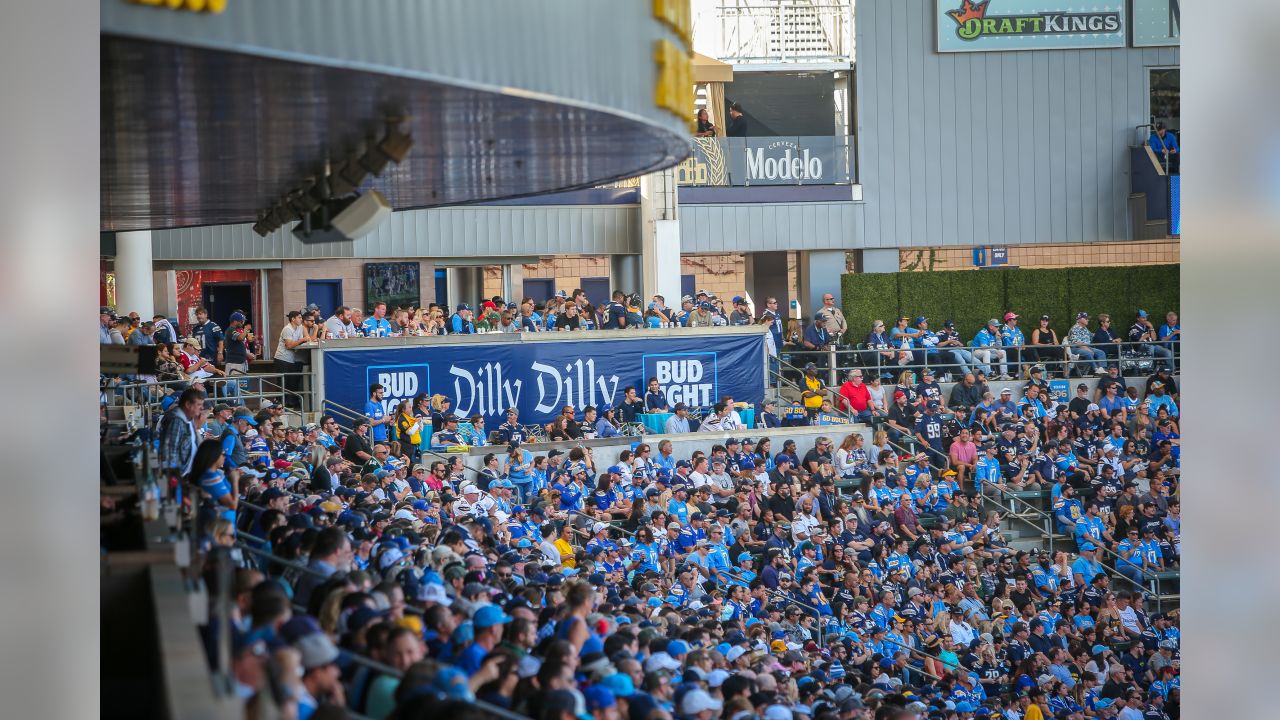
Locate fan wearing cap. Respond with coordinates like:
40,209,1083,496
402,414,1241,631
447,304,475,334
294,632,344,716
1000,312,1027,377
970,318,1012,379
1128,309,1174,372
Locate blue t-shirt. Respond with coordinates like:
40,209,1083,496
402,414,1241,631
361,316,392,337
365,399,388,442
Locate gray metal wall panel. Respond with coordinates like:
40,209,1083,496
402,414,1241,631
101,0,685,139
151,206,639,261
679,203,866,253
856,0,1179,247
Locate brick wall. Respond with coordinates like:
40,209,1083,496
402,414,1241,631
899,240,1180,271
280,258,436,315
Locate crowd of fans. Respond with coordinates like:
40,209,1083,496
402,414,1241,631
149,323,1181,720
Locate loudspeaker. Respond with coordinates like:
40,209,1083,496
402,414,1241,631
331,189,392,239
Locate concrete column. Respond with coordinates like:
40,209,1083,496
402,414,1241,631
610,255,642,296
503,263,525,303
796,250,846,320
153,270,177,319
745,251,790,314
638,168,682,305
114,230,154,318
447,267,484,310
861,248,900,273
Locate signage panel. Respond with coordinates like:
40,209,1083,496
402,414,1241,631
322,333,766,427
936,0,1127,52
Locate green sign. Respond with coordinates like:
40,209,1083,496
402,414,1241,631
936,0,1127,52
1132,0,1180,47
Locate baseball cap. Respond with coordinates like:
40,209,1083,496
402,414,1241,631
1003,312,1018,321
229,311,246,323
584,686,617,712
473,605,513,629
296,633,340,669
1137,309,1149,318
681,689,723,716
915,316,927,325
1077,311,1089,319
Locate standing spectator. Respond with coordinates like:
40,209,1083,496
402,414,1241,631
1066,312,1108,376
727,296,753,326
1128,311,1173,371
273,311,307,408
158,387,206,476
191,306,224,365
694,108,716,137
761,296,784,350
726,102,747,137
1148,122,1179,174
365,383,392,446
972,319,1011,379
1000,312,1026,378
813,292,848,343
602,291,629,329
449,304,476,334
1093,313,1120,369
361,302,393,337
223,311,253,375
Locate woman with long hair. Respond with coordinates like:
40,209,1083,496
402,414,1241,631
188,438,237,535
895,370,919,406
555,580,603,657
393,399,422,464
1028,314,1064,377
865,374,888,417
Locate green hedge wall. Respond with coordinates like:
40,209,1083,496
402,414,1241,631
839,272,898,343
840,264,1179,344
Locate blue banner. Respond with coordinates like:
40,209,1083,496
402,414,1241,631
321,333,766,426
1169,175,1180,235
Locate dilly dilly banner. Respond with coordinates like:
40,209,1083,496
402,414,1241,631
321,333,767,426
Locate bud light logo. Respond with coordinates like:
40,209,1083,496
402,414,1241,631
643,352,718,408
367,364,430,414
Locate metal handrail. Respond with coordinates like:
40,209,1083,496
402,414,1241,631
878,434,1161,600
782,338,1178,387
321,398,456,465
773,357,859,425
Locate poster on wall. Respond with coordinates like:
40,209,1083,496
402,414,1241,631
364,262,421,310
936,0,1127,52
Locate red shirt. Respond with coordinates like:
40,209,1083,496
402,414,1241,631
838,381,872,413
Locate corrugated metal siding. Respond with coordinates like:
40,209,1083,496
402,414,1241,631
856,0,1179,247
680,202,865,253
100,0,685,138
151,205,640,260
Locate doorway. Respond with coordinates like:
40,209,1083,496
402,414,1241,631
522,278,555,304
580,277,611,306
681,274,697,300
434,269,448,308
1148,68,1180,132
201,283,253,329
305,280,343,318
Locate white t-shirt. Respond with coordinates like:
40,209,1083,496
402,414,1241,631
275,323,306,363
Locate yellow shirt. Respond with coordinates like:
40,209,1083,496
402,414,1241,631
554,538,577,568
803,375,825,409
1024,703,1044,720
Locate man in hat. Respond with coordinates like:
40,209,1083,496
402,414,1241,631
1000,312,1026,377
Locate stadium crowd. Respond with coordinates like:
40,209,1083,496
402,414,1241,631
146,297,1181,720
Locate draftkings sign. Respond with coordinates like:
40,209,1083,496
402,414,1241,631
936,0,1126,52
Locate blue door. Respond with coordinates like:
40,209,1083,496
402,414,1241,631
523,278,555,304
581,277,611,307
434,269,448,308
681,274,697,300
305,280,343,318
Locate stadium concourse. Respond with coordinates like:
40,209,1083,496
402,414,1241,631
108,288,1184,720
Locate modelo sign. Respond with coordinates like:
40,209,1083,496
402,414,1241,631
746,140,824,183
322,332,766,426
